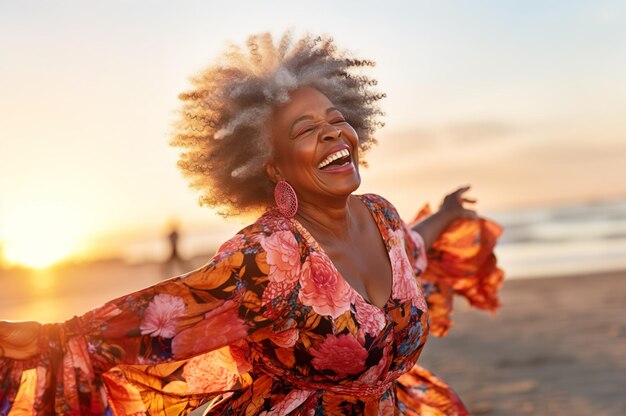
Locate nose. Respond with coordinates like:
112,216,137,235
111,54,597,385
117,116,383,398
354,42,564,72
320,124,342,142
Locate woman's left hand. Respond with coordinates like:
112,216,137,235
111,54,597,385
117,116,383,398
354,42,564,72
438,185,479,222
412,185,479,250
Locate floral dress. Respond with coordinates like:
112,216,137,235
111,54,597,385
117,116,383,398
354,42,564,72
0,194,504,416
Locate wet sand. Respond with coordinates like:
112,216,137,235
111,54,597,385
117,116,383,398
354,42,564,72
2,265,625,415
418,270,626,416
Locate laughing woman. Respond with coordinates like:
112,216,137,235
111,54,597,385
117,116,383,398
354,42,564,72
0,33,504,415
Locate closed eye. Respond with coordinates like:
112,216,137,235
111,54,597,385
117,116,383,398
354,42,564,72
296,126,316,136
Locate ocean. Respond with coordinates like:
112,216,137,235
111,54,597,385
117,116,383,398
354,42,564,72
490,197,626,279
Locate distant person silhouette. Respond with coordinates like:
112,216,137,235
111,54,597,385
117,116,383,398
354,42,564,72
162,220,187,278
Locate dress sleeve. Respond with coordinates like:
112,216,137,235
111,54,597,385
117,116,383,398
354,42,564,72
404,204,504,337
0,231,276,415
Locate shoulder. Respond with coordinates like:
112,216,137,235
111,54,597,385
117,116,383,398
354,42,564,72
214,209,299,258
357,193,403,229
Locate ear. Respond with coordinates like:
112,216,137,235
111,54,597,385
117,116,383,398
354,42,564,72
265,161,281,184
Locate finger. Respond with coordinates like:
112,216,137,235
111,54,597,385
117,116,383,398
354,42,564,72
464,209,479,220
462,197,477,203
451,186,471,197
446,187,469,199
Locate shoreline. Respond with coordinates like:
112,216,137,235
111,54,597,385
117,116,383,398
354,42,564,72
502,267,626,283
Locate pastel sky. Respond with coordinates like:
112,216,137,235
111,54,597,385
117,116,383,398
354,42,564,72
1,1,625,267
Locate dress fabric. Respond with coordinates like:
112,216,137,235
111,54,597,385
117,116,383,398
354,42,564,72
0,194,504,416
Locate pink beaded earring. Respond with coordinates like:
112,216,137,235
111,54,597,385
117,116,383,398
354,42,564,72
274,180,298,218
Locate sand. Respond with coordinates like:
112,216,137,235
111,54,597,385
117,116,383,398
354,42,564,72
418,271,626,415
2,265,626,415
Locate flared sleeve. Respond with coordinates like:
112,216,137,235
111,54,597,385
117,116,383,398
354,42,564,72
405,204,504,337
0,229,276,415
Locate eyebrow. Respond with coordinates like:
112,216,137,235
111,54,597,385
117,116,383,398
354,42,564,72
289,107,341,136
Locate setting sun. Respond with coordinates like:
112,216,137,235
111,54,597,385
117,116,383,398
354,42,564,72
2,201,86,269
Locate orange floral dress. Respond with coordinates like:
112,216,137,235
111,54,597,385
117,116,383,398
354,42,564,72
0,194,504,415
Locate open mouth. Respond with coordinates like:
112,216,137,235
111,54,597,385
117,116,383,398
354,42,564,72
317,148,352,170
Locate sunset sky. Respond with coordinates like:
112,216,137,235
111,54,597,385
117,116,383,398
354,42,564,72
1,1,625,268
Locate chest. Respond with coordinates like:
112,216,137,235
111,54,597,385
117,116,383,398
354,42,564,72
317,219,393,309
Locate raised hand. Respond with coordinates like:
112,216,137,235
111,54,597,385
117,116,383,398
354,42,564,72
438,185,479,222
412,185,480,249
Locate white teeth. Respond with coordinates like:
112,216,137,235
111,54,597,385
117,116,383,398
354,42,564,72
318,149,350,169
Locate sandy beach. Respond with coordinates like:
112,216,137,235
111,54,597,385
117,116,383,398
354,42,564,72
418,271,626,415
2,264,625,415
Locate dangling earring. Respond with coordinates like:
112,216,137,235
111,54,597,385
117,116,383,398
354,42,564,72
274,179,298,218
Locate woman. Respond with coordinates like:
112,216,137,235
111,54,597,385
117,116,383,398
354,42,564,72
0,33,503,415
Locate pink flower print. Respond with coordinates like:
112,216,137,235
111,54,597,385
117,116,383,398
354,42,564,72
390,230,428,311
140,294,186,338
183,349,239,394
358,347,388,384
261,279,294,320
172,300,249,359
261,231,301,284
310,333,368,375
217,233,246,255
270,328,299,348
414,284,428,312
298,251,352,319
354,294,386,337
406,227,428,273
260,211,292,231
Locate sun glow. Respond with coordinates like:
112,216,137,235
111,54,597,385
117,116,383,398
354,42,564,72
2,201,86,269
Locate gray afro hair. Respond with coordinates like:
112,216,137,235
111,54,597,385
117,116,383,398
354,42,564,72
170,32,385,217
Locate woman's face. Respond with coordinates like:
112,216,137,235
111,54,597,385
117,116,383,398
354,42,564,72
267,86,361,205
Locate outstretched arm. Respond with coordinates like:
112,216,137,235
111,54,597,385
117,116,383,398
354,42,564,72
411,185,478,249
403,185,504,337
0,230,275,414
1,249,265,364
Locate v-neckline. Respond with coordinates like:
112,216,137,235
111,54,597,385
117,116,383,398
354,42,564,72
290,194,395,310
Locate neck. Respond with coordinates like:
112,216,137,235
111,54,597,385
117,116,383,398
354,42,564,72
295,194,356,241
